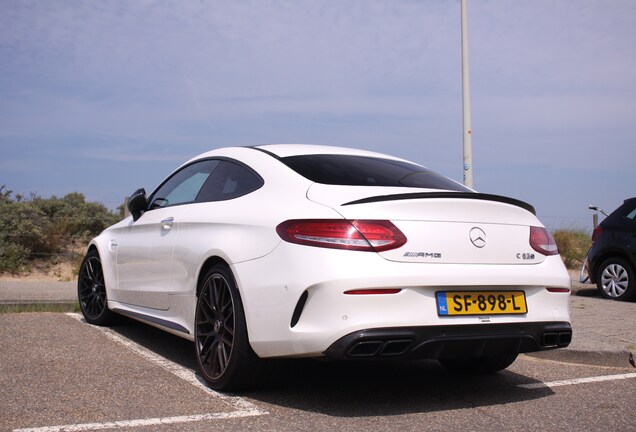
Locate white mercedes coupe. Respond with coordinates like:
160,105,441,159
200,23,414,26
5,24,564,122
78,144,572,390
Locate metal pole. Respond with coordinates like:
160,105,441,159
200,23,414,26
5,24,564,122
461,0,474,188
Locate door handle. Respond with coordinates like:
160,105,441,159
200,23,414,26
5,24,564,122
161,217,174,229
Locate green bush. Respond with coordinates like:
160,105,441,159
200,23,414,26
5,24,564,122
0,239,31,273
553,229,592,269
0,185,121,274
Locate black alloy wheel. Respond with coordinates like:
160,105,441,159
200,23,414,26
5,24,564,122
195,265,266,391
196,271,236,381
78,249,115,325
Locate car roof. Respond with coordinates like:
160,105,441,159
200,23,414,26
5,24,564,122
254,144,412,162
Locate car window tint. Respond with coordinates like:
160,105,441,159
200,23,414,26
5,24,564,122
281,154,471,192
196,160,263,202
626,207,636,221
149,160,220,209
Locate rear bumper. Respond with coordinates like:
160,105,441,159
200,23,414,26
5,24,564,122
324,321,572,360
235,242,571,358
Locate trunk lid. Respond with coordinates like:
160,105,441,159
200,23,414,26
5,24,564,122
306,184,545,265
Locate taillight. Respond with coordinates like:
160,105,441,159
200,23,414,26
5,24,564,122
591,227,603,243
276,219,407,252
529,226,559,256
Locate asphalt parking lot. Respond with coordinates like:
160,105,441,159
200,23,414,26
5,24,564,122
1,311,635,432
1,279,635,431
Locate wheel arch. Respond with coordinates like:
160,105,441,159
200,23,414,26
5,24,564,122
196,256,232,297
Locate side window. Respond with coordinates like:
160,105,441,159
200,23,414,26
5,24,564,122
625,207,636,221
196,160,263,202
149,160,220,209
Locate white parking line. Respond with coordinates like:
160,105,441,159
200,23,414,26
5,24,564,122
12,313,267,432
517,372,636,389
14,411,262,432
64,313,265,414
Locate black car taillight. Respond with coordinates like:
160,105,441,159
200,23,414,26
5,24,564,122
591,226,603,243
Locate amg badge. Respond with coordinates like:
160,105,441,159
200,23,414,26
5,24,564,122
403,252,442,259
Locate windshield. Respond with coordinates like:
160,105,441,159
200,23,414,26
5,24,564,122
281,154,471,192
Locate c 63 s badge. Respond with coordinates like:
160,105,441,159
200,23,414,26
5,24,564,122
516,252,536,260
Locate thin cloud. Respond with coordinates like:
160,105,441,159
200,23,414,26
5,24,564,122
0,0,634,223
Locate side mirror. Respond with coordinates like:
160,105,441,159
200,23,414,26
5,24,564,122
127,188,147,221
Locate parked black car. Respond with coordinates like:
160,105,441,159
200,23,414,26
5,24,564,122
588,197,636,301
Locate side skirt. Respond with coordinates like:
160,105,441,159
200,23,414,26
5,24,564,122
112,307,191,335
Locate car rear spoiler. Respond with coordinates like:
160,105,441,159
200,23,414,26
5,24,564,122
342,192,536,215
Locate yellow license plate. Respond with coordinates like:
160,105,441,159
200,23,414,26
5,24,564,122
436,291,527,316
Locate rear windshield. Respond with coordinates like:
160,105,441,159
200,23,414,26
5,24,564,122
281,154,471,191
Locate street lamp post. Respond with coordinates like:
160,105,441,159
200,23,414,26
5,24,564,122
461,0,473,188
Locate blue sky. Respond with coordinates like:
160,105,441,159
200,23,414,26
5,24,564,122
1,0,634,229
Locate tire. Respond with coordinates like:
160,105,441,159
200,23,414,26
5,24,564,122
439,353,518,374
596,257,636,301
195,264,267,391
77,249,116,326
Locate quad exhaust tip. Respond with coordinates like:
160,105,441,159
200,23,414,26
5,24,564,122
542,331,572,348
347,339,413,357
346,331,572,359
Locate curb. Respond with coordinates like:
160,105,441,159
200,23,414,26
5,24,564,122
0,300,77,305
0,300,79,313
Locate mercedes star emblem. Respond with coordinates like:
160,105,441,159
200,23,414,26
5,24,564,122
469,227,486,248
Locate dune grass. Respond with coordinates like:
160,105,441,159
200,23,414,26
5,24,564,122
552,229,592,269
